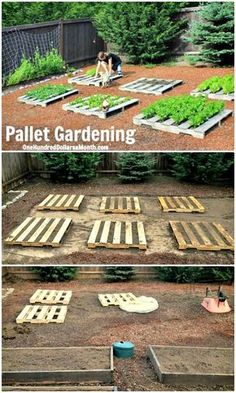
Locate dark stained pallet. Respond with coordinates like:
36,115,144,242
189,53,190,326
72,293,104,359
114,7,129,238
120,77,183,95
68,73,122,86
170,221,234,251
133,109,232,139
17,89,78,107
36,194,84,211
158,196,205,213
4,217,72,247
191,89,234,101
100,196,141,213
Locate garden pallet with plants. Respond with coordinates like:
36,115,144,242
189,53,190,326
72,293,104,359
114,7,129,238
100,196,141,213
170,221,234,251
68,73,122,86
133,95,232,139
36,194,84,211
30,289,72,305
158,196,205,213
63,94,139,119
4,217,72,247
16,305,68,324
120,77,183,95
87,220,147,250
17,84,78,107
98,293,138,307
191,75,234,101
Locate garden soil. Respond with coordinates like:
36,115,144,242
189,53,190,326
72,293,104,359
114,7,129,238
2,280,234,391
2,65,234,151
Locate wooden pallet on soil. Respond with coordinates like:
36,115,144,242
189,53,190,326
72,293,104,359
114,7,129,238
30,289,72,305
4,217,72,247
68,73,122,86
120,77,183,95
36,194,84,211
133,109,232,139
170,221,234,251
100,196,141,213
191,88,234,101
158,196,205,213
17,89,78,107
63,97,139,119
16,305,67,324
88,220,147,250
98,293,138,307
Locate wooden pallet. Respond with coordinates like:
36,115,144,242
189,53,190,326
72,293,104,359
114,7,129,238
170,221,234,251
18,89,78,107
100,196,141,213
98,293,138,307
191,89,234,101
16,305,67,324
120,77,183,95
68,74,122,86
63,97,139,119
30,289,72,305
36,194,84,211
158,196,205,213
88,220,147,250
133,109,232,139
4,217,72,247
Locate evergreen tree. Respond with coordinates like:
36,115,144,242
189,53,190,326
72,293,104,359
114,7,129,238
104,267,135,282
32,267,77,282
190,2,234,65
154,267,233,284
116,153,155,183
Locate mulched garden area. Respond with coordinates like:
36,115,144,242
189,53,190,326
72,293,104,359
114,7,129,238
2,176,234,265
2,279,234,391
2,64,234,151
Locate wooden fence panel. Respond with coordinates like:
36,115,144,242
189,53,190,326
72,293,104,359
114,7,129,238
2,153,30,186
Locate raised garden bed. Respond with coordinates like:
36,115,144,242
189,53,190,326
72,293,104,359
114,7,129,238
2,347,113,385
18,84,78,107
120,77,183,95
63,94,139,119
191,75,234,101
133,95,232,139
148,345,234,386
68,73,122,86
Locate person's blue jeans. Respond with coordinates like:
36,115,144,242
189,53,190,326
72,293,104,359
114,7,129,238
112,62,122,74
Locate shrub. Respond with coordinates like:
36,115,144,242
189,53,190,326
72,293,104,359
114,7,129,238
104,267,135,282
154,267,233,283
189,2,234,66
94,3,187,64
32,267,77,282
167,153,233,184
116,153,155,183
33,153,101,182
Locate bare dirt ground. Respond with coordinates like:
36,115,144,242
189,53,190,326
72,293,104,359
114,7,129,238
2,64,234,152
2,280,234,391
2,177,234,265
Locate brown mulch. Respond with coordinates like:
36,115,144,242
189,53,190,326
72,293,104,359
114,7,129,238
2,279,234,391
2,64,234,151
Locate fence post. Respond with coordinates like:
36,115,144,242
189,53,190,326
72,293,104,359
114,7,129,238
59,19,64,59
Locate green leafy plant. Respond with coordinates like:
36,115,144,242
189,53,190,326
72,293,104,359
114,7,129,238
32,267,77,282
70,94,130,110
116,153,155,183
104,267,135,282
154,267,233,283
85,67,97,77
197,75,234,94
142,95,225,128
25,84,73,101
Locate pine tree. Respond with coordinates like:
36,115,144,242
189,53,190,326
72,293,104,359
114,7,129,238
190,2,234,65
104,267,135,282
116,153,155,183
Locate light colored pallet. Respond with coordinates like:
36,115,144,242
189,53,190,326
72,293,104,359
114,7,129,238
63,97,139,119
30,289,72,305
120,77,183,95
4,217,72,247
2,288,15,300
98,293,138,307
88,220,147,250
158,196,205,213
68,74,122,86
16,305,67,324
17,89,78,107
170,221,234,251
133,109,232,139
36,194,84,211
191,89,234,101
100,196,141,213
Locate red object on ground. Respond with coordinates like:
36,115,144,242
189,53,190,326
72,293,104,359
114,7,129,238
201,297,231,313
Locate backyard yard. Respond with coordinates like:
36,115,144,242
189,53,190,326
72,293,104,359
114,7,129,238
2,64,234,151
2,277,234,391
2,175,234,265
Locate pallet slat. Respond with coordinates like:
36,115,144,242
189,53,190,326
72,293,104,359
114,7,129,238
16,305,67,324
88,220,147,250
170,221,234,251
100,196,141,213
36,194,84,211
158,196,205,213
120,78,182,95
98,293,138,307
30,289,72,305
